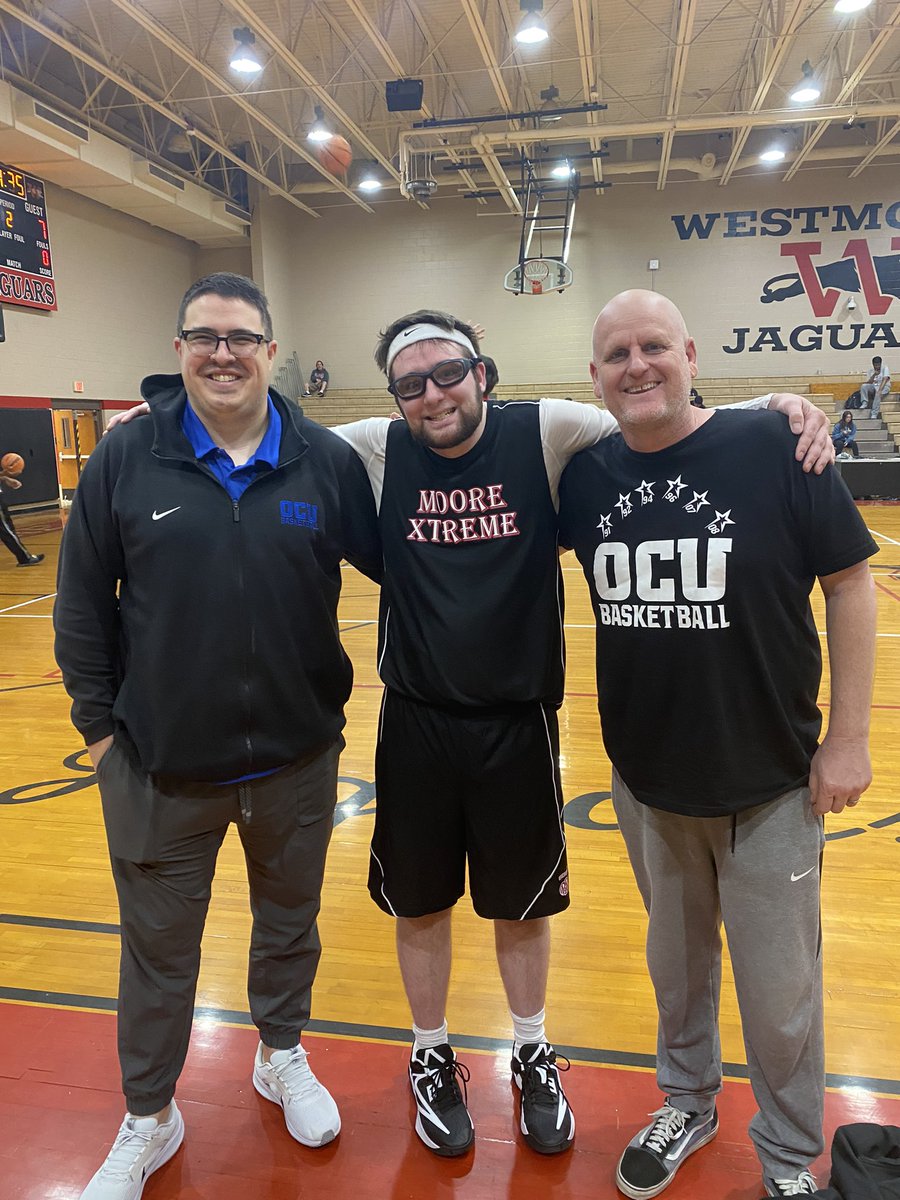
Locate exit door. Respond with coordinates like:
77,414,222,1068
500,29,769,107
52,407,101,500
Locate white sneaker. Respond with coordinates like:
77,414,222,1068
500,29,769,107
252,1042,341,1147
80,1102,184,1199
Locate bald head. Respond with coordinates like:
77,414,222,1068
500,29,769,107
589,289,703,452
592,290,690,362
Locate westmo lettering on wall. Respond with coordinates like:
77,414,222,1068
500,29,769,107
669,202,900,356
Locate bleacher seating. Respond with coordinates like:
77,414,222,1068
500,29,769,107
304,377,899,458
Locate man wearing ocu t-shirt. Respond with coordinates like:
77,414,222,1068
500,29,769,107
559,290,877,1200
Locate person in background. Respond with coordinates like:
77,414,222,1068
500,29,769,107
689,387,705,408
832,410,859,459
0,463,44,566
304,359,329,397
860,356,890,419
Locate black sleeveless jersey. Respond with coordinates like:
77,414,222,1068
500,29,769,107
377,401,564,708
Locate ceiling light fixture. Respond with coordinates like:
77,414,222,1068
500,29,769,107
833,0,872,13
358,169,382,192
515,0,549,45
539,83,563,122
789,60,821,103
307,105,332,143
229,28,262,75
759,146,786,163
551,162,573,178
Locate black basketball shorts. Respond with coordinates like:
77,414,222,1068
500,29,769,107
367,689,571,921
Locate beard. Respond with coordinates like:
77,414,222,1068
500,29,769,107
407,385,485,452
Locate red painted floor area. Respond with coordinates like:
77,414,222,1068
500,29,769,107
2,1003,898,1200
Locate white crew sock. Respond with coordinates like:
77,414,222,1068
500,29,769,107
413,1020,449,1053
510,1007,546,1055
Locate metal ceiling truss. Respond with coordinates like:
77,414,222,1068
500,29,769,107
0,0,897,234
0,0,318,214
571,0,605,189
718,0,811,186
102,0,373,211
783,4,900,181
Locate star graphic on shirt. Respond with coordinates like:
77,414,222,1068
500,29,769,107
636,480,655,505
706,509,735,534
665,475,687,502
615,492,633,519
596,513,612,538
684,490,710,514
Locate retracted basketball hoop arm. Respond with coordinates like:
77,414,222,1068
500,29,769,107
502,150,578,296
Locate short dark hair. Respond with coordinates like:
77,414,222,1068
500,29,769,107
873,356,883,365
374,309,481,375
177,272,274,341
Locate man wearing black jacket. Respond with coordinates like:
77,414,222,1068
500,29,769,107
54,273,381,1200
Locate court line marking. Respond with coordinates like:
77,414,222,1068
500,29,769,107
873,579,900,605
0,592,55,615
869,528,900,546
0,988,897,1095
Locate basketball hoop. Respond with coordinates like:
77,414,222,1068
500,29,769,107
503,257,574,296
524,259,550,295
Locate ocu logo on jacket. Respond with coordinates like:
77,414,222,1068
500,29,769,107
280,499,319,529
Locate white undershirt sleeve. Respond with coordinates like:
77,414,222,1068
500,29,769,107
331,418,390,509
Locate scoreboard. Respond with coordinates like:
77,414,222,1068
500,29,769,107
0,162,56,311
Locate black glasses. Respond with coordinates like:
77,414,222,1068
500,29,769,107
387,357,480,401
180,329,269,358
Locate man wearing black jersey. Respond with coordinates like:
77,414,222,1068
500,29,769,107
558,290,877,1200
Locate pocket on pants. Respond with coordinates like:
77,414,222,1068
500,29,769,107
294,739,342,828
97,740,157,862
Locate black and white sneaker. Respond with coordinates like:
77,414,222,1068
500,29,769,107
616,1101,718,1198
510,1042,575,1155
763,1170,818,1196
408,1043,474,1157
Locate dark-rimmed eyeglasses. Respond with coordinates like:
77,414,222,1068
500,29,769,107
180,329,269,358
387,357,481,401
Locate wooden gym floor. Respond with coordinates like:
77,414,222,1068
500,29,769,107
1,505,899,1200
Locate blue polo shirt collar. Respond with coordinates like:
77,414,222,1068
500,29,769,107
182,393,282,500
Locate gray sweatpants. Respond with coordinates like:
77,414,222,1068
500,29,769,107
96,735,340,1115
612,772,825,1178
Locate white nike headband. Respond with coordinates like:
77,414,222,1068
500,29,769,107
385,323,477,375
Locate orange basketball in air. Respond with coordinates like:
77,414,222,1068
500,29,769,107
1,452,24,475
317,135,352,176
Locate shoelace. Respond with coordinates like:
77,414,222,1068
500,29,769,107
770,1171,817,1196
99,1120,159,1180
267,1046,322,1103
642,1104,689,1154
520,1046,571,1103
417,1055,471,1112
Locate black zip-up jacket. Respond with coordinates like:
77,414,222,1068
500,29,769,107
54,376,382,781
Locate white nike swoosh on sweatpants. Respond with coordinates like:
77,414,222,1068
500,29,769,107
152,507,181,521
790,865,816,882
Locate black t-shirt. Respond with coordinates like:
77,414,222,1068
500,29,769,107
558,410,878,816
377,401,564,708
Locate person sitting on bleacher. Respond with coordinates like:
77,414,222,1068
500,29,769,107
832,410,859,460
303,360,329,397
